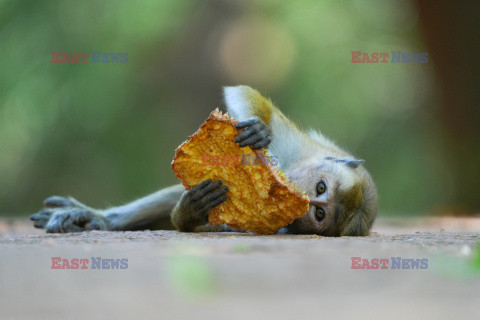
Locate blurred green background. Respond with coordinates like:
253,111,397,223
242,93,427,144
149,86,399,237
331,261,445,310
1,0,479,216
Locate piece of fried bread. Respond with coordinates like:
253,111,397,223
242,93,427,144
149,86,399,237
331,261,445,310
171,109,309,234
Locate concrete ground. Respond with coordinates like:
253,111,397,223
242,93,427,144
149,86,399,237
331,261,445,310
1,217,479,320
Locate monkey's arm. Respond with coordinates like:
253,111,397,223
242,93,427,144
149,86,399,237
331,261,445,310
108,181,229,232
224,86,350,169
224,86,343,170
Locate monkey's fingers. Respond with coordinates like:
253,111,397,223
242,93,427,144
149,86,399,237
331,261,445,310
235,119,271,148
234,125,258,143
202,195,227,211
44,196,75,208
45,209,107,233
197,186,228,209
251,136,272,150
190,180,222,201
237,131,266,148
235,119,257,129
30,209,53,229
188,180,212,198
45,209,85,233
196,179,213,188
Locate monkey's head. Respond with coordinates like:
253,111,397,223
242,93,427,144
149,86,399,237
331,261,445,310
285,155,377,236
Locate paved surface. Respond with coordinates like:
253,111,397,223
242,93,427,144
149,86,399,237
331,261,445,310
1,217,479,320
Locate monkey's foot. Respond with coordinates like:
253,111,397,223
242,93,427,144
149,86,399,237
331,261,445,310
30,196,109,233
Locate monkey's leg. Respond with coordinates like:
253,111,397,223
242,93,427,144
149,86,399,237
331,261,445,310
30,184,185,233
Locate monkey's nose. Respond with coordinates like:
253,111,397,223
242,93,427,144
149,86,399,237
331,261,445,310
309,199,327,207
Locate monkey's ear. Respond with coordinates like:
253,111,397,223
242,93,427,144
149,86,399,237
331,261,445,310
345,159,365,169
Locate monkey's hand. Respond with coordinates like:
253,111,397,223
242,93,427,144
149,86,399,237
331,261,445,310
171,180,228,232
30,196,109,233
234,118,272,150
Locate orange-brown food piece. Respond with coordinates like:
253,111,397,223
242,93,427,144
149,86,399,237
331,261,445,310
171,109,309,234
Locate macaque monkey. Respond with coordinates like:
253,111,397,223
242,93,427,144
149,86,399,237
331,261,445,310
30,86,377,236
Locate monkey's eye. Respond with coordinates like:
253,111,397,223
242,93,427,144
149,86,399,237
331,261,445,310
316,181,327,195
315,207,326,221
